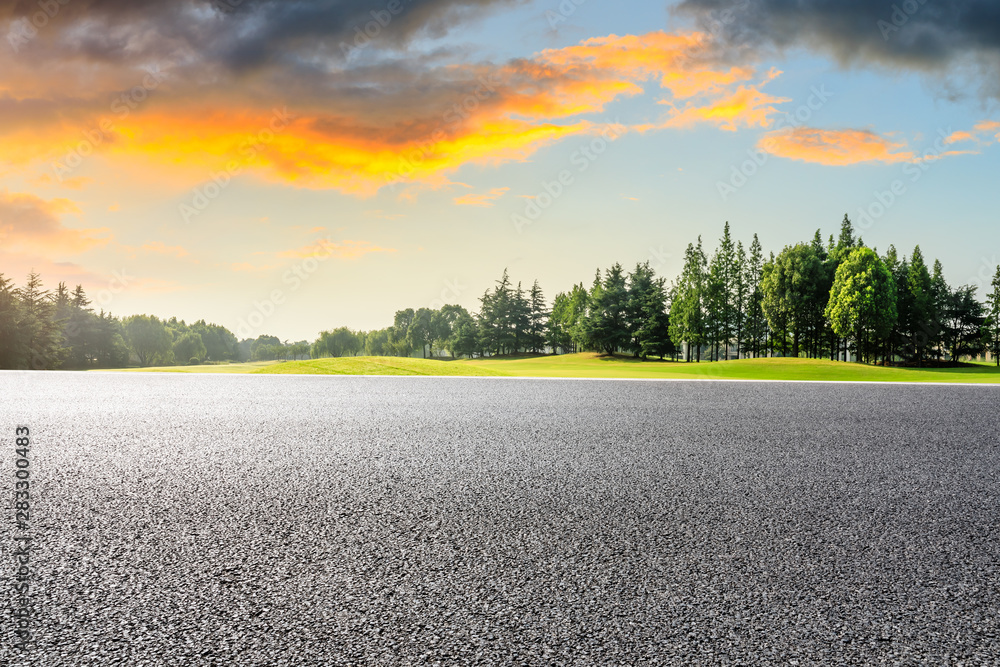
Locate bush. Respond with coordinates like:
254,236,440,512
188,357,202,365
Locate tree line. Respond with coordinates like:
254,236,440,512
3,214,1000,369
310,217,1000,367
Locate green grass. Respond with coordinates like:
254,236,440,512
462,353,1000,383
254,356,506,376
95,361,281,374
95,354,1000,383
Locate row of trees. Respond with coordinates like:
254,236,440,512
4,214,1000,369
0,271,247,369
309,217,1000,366
668,217,1000,365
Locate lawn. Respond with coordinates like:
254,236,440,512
97,361,280,374
97,354,1000,383
462,353,1000,383
255,356,506,376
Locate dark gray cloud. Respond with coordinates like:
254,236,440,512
675,0,1000,72
2,0,524,69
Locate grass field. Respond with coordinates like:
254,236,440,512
99,361,280,374
255,356,505,376
463,354,1000,383
97,354,1000,383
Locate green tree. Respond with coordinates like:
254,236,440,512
825,247,898,364
583,263,630,355
16,272,65,370
987,266,1000,366
124,314,173,367
173,331,207,364
941,285,985,361
761,244,824,358
670,238,707,361
742,234,767,358
0,273,25,369
448,312,480,358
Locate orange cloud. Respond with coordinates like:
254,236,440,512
0,30,786,196
0,190,110,255
662,84,790,132
454,187,510,207
758,128,915,166
945,130,975,145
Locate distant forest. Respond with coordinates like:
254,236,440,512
2,216,1000,370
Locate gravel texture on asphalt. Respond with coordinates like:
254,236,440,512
1,372,999,666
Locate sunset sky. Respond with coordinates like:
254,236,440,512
2,0,999,341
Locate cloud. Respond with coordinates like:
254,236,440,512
0,190,110,254
0,26,789,196
758,128,915,166
140,242,190,258
675,0,1000,97
275,239,396,260
0,0,526,71
454,186,510,207
945,130,976,145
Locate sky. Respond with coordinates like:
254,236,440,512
1,0,999,342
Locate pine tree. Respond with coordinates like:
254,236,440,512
743,234,767,358
528,280,547,353
15,272,64,370
670,238,707,361
987,265,1000,366
0,273,25,369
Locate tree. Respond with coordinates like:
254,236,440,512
626,262,656,357
583,263,630,355
408,308,434,358
191,320,239,361
250,334,283,361
173,332,207,364
124,315,173,367
527,280,547,353
987,266,1000,366
761,244,824,358
905,246,935,364
16,272,65,370
0,273,24,369
825,247,898,364
636,275,674,360
743,234,767,358
670,238,707,361
941,285,985,361
448,312,480,358
704,222,737,360
547,292,574,353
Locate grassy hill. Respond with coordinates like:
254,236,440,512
462,353,1000,383
255,356,505,376
101,354,1000,383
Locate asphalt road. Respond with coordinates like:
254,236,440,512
2,372,999,665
